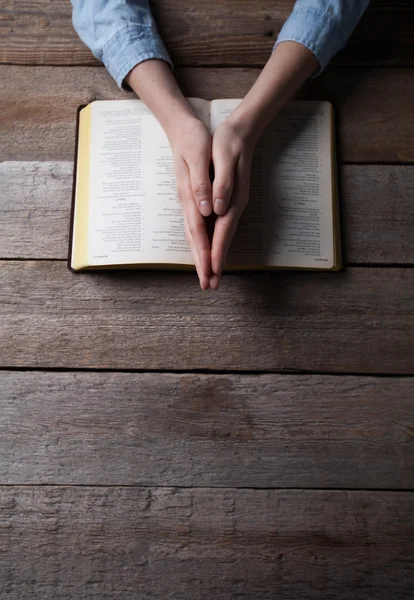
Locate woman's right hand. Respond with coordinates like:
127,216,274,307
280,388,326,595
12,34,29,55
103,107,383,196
167,116,213,290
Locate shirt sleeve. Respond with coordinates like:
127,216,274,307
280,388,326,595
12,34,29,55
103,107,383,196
273,0,370,74
71,0,172,88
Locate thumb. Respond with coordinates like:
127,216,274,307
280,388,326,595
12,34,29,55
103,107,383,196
188,157,213,218
212,149,237,216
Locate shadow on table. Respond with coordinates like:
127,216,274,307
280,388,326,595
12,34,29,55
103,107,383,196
94,268,347,319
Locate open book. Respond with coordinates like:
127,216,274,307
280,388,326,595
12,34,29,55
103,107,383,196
69,98,341,272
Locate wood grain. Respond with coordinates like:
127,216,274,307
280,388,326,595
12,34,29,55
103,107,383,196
0,0,413,67
0,162,71,259
1,371,413,488
2,162,413,264
340,165,414,264
1,65,413,163
0,262,413,373
1,4,413,598
0,486,413,599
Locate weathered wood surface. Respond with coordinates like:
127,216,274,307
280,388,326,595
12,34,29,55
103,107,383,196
1,2,413,599
0,162,71,260
2,162,413,264
0,486,413,599
340,165,414,264
1,371,413,488
1,66,413,163
0,0,413,67
1,262,413,373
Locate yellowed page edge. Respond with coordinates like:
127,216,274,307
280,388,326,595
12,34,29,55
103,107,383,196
71,104,92,271
330,103,343,271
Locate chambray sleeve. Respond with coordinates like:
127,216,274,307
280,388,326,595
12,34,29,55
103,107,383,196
274,0,370,74
71,0,172,88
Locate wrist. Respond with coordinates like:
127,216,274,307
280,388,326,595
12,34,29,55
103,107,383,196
225,105,267,146
224,42,319,145
163,110,200,145
126,59,198,142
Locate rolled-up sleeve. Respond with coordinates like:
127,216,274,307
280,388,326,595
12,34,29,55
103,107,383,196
71,0,172,88
274,0,370,74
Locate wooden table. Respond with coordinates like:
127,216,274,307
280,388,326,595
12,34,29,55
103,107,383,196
1,1,413,598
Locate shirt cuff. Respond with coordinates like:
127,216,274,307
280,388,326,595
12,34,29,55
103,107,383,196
101,24,173,89
273,6,346,76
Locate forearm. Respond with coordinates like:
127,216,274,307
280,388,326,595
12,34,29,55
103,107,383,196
229,0,370,143
227,41,318,143
125,60,197,141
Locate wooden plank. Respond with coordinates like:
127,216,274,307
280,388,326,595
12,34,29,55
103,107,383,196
0,0,413,67
1,66,412,163
340,166,414,264
0,262,413,374
2,162,413,265
0,486,413,599
1,371,413,488
0,162,71,259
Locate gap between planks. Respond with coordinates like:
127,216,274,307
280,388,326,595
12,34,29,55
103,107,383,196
0,366,413,377
0,484,414,492
1,259,414,268
2,63,414,69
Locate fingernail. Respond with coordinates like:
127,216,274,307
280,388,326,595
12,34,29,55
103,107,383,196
214,198,226,215
199,200,211,217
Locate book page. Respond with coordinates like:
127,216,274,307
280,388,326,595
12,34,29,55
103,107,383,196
210,99,334,269
85,98,210,267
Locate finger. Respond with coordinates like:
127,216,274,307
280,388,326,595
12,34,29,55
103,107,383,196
210,205,242,283
209,273,221,291
175,158,211,290
187,151,212,218
211,159,250,286
184,211,211,291
212,148,237,216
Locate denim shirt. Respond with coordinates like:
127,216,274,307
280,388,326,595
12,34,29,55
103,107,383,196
71,0,370,88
